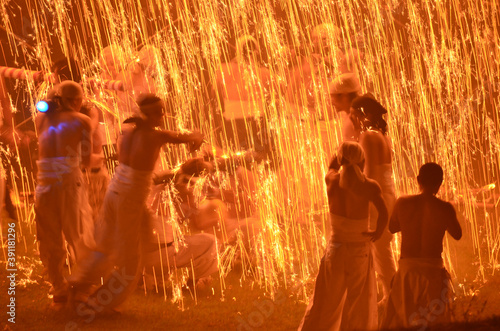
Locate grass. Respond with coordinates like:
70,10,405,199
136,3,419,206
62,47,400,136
0,207,306,330
1,269,306,330
1,203,500,330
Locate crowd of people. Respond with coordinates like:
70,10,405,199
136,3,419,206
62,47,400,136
0,25,464,330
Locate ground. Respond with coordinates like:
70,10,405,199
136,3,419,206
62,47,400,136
1,203,500,330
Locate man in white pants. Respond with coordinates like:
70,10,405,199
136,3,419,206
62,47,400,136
69,93,204,313
35,81,95,306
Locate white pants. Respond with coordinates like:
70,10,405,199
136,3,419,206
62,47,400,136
299,240,377,331
144,233,218,282
84,166,110,223
370,190,397,298
69,164,154,310
381,258,453,329
35,163,94,299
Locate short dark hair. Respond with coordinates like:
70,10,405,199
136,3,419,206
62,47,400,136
52,58,82,83
137,93,162,107
418,162,443,189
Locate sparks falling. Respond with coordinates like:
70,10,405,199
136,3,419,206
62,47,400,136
0,0,498,305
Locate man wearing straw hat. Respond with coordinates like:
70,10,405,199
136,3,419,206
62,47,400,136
328,72,362,142
34,80,95,308
69,93,204,313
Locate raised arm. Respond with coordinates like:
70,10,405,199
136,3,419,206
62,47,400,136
158,130,204,152
446,203,462,240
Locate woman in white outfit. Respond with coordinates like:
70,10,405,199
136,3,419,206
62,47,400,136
350,94,397,303
299,141,388,331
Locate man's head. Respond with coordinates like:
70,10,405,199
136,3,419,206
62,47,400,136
57,81,84,112
52,58,82,83
99,44,129,78
311,23,340,55
236,35,259,63
137,93,165,127
329,73,361,112
417,162,444,195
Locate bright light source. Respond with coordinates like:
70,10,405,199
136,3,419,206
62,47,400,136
36,100,49,112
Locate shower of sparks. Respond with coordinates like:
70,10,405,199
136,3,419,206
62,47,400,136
0,0,499,306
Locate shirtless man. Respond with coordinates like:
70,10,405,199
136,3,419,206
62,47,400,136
35,81,95,307
215,35,272,155
381,162,462,329
214,35,273,219
52,58,109,222
69,93,204,313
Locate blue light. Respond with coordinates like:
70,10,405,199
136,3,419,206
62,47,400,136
36,100,49,113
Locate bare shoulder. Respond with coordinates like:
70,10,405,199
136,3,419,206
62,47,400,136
361,130,380,139
360,130,384,145
74,112,92,128
436,198,456,214
120,123,136,137
325,171,340,186
397,194,416,203
364,177,382,192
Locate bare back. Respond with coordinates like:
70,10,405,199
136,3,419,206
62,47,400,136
359,130,392,171
326,171,385,219
118,126,163,171
36,111,91,165
389,194,462,259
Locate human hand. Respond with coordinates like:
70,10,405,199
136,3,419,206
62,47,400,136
188,131,205,152
362,230,383,242
328,154,340,171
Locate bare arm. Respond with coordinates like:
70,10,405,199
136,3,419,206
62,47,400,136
158,130,204,151
371,189,389,241
325,169,336,187
446,203,462,240
35,113,45,134
79,115,93,168
389,199,401,234
363,182,388,241
359,131,378,179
